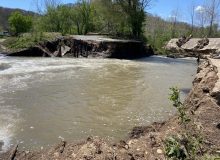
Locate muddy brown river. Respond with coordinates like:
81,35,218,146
0,55,196,151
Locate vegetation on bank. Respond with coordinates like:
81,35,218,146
2,32,61,51
164,87,219,160
1,0,220,53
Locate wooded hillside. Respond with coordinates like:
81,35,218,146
0,7,36,30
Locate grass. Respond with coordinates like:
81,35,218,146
2,32,61,51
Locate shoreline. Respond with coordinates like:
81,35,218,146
0,58,219,159
0,35,154,59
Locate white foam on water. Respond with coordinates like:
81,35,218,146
0,125,13,152
0,104,20,152
0,57,138,74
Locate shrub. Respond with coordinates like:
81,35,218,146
8,11,33,36
169,87,190,124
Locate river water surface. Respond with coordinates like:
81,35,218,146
0,55,196,151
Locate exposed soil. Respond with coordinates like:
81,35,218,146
165,38,220,58
3,35,154,59
0,59,220,160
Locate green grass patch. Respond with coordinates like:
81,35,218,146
2,32,61,51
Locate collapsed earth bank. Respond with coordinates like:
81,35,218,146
165,38,220,58
3,35,154,59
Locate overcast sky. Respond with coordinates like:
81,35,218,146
0,0,207,23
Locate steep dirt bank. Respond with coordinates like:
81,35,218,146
0,59,220,160
2,35,153,59
165,38,220,58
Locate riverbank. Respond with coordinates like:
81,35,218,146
165,38,220,58
0,58,219,159
0,35,153,59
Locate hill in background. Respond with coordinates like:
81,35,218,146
0,7,36,30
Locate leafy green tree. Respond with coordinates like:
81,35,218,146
92,0,129,35
73,0,94,35
41,6,60,32
38,0,94,35
8,11,33,35
117,0,151,38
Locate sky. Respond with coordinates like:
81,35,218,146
0,0,207,24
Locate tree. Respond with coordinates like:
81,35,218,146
169,9,179,38
189,1,196,34
91,0,125,34
117,0,151,38
34,0,60,14
8,11,33,35
195,5,206,35
74,0,94,35
205,0,220,37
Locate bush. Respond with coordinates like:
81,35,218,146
164,87,203,160
8,11,33,36
169,87,190,124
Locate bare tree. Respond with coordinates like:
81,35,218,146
34,0,60,14
139,0,152,10
195,5,206,35
169,9,179,38
189,1,196,34
205,0,220,37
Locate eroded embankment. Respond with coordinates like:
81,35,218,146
165,38,220,58
4,35,153,59
0,59,220,160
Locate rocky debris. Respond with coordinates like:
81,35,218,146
176,35,192,47
184,59,220,153
194,37,209,50
6,35,153,59
9,144,18,160
165,38,220,58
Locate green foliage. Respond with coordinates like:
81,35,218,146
37,1,95,35
169,87,190,124
32,0,148,38
146,32,171,54
74,0,95,35
165,133,203,160
3,32,61,51
164,136,186,160
117,0,147,38
165,87,203,160
8,11,33,35
92,0,129,36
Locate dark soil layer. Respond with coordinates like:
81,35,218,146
1,59,220,160
5,36,154,59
